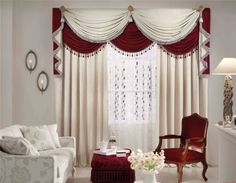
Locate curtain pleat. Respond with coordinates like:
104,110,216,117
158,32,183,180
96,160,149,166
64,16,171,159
56,47,108,166
56,45,208,165
157,47,207,148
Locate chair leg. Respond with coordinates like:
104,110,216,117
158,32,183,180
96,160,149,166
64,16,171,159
201,160,208,181
177,164,183,183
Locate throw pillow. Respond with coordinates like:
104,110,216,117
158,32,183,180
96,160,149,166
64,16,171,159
0,136,40,155
0,125,24,139
21,126,56,151
47,124,61,148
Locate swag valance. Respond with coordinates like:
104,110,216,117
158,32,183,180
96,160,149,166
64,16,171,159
52,6,210,76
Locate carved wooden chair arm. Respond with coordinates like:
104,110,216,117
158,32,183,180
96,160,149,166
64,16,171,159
154,134,181,152
183,137,206,157
160,135,182,139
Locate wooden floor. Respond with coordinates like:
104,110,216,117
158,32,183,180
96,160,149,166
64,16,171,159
67,165,218,183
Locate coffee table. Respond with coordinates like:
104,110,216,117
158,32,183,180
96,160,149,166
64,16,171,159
90,149,135,183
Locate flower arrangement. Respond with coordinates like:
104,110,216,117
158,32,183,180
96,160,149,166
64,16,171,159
128,149,165,174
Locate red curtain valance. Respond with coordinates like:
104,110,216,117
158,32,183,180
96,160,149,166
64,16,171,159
52,8,210,75
111,22,153,53
63,24,104,54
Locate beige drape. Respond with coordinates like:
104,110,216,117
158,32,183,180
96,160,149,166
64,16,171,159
56,44,208,165
156,46,208,148
56,46,108,166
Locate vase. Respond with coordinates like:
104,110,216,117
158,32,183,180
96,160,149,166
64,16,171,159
143,172,158,183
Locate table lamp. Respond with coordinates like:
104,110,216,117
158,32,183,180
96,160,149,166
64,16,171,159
213,58,236,122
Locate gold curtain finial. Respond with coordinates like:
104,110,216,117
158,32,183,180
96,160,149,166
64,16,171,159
128,5,134,12
197,5,204,12
60,6,66,13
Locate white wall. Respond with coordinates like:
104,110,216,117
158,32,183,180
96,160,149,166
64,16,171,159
1,0,236,164
0,0,13,128
0,1,2,127
12,1,55,126
207,1,236,167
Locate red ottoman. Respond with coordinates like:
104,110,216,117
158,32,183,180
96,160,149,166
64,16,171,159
90,150,135,183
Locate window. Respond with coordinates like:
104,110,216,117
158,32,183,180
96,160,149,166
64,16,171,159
107,44,157,124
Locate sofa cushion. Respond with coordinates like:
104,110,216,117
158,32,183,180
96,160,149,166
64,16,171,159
21,126,56,151
0,125,23,139
39,147,74,178
47,124,61,148
0,136,40,155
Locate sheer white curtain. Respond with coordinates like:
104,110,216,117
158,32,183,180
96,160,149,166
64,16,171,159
107,44,157,152
55,46,108,166
107,45,208,151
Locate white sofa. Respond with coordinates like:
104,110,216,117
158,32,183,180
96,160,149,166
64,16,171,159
0,125,76,183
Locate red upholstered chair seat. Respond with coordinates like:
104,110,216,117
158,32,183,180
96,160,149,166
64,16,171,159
163,148,203,163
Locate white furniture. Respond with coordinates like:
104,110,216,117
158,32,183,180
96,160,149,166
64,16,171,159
215,124,236,183
0,125,76,183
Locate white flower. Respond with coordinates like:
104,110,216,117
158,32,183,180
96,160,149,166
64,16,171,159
128,150,165,174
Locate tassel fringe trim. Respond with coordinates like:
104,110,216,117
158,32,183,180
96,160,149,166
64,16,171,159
108,42,156,57
64,44,106,58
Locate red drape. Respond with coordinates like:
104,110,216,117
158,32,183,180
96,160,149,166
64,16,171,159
52,8,61,75
52,8,210,75
111,22,153,52
63,24,104,54
201,8,211,75
162,25,199,55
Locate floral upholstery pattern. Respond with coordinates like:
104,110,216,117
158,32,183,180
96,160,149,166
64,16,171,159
10,166,31,183
21,126,56,151
39,147,74,179
0,136,40,156
0,151,56,183
0,125,23,139
59,137,76,148
0,125,76,183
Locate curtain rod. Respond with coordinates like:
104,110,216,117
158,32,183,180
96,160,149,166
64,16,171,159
60,6,66,13
59,5,203,12
128,5,134,12
197,5,204,12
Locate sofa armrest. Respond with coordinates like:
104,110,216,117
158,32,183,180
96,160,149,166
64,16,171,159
59,136,76,148
0,151,57,183
59,136,76,166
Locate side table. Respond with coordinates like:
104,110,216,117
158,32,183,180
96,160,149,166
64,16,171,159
215,124,236,182
90,149,135,183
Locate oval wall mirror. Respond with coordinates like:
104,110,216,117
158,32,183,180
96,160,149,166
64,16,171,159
37,71,49,94
25,50,37,72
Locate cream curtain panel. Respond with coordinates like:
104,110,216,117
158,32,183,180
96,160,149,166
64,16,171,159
156,46,208,148
56,44,208,165
56,46,108,166
63,8,199,43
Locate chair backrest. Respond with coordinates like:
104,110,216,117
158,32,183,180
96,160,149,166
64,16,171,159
180,113,208,148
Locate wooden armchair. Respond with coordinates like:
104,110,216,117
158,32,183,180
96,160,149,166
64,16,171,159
154,113,208,183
